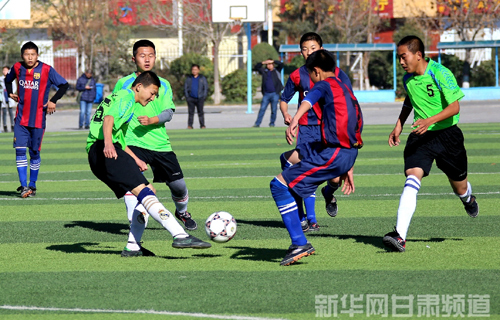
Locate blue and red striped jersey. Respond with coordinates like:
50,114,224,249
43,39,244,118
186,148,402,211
303,77,363,149
6,61,67,129
281,65,352,126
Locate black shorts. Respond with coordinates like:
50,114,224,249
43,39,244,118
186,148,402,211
404,125,468,181
88,140,149,198
128,146,184,183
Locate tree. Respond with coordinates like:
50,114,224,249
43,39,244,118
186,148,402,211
32,0,119,73
138,0,240,104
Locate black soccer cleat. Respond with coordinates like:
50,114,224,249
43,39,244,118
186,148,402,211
383,228,406,252
172,235,211,249
121,248,144,257
321,186,338,217
20,186,32,198
301,220,309,232
464,195,479,218
306,222,320,232
280,243,315,266
28,186,36,197
175,210,198,230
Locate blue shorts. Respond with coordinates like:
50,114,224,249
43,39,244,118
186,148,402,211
297,124,321,145
13,123,45,151
282,142,358,198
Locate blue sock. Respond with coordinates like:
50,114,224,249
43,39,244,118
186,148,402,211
136,187,156,203
16,148,28,187
290,189,306,222
279,153,292,170
304,193,317,224
29,149,41,188
270,177,307,246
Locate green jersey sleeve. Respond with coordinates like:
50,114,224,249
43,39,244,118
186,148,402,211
433,64,465,106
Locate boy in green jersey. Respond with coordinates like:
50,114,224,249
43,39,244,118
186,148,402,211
87,71,210,257
114,40,197,241
383,35,479,252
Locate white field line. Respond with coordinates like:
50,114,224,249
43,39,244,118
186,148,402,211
0,305,288,320
0,191,498,202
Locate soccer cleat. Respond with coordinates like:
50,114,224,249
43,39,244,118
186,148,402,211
121,247,143,257
464,195,479,218
175,210,197,230
16,186,23,193
172,235,211,249
280,243,315,266
301,220,309,232
306,222,320,232
20,186,32,198
321,186,338,217
28,187,36,197
383,228,406,252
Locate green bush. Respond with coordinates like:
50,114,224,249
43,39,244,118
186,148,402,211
221,69,259,103
156,53,214,102
471,60,496,87
251,43,280,66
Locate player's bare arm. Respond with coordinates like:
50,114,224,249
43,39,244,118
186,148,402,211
124,146,148,172
280,100,292,125
389,96,413,147
137,115,159,125
412,100,460,135
102,115,117,160
340,166,355,195
45,101,56,115
286,100,312,145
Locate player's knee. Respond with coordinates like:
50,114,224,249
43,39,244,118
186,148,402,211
167,179,188,198
29,148,40,160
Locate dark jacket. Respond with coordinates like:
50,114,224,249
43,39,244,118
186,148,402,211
184,74,208,100
76,74,97,102
254,60,284,95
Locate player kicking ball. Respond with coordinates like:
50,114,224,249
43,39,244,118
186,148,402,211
87,71,210,257
383,35,479,253
270,50,363,266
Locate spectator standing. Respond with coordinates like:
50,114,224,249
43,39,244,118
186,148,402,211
184,64,208,129
76,70,97,129
253,59,284,128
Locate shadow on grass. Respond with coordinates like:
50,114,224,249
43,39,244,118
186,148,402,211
227,246,285,263
46,242,223,260
47,242,121,255
308,233,464,251
236,219,284,229
64,221,129,235
0,190,20,197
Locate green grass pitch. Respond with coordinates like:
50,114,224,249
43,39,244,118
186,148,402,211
0,123,498,320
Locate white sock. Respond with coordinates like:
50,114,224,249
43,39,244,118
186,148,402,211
457,181,472,203
124,192,139,222
126,209,148,251
172,193,189,214
395,175,421,240
140,194,188,238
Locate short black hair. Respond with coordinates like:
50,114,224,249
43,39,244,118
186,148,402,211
305,49,336,73
191,64,200,69
3,66,10,69
133,40,155,57
300,32,323,47
398,35,425,58
21,41,39,55
131,71,161,89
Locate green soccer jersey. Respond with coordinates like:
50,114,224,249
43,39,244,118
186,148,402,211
403,58,465,131
86,89,136,153
113,73,175,152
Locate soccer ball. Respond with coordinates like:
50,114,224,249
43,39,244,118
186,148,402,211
205,211,237,243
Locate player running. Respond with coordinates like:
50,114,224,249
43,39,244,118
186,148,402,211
271,50,363,266
280,32,353,232
383,35,479,252
113,40,197,244
87,71,210,256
